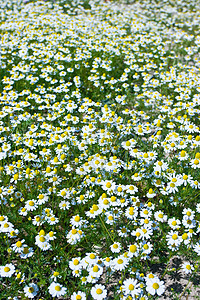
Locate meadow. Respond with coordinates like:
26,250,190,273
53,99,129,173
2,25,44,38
0,0,200,299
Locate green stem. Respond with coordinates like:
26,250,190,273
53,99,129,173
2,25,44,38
161,252,172,279
99,215,115,243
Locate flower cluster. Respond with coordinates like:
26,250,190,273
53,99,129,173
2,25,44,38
0,0,199,299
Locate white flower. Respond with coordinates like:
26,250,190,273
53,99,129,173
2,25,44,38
146,277,165,296
90,284,107,300
0,263,15,277
69,257,82,271
146,188,156,198
154,210,167,223
110,242,121,253
127,244,139,258
193,242,200,255
24,283,39,298
168,218,181,229
35,234,51,251
48,282,67,297
182,262,194,274
88,264,104,278
0,221,14,233
122,278,141,297
71,291,86,300
112,255,129,271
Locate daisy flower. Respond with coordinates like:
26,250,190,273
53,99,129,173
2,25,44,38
12,240,25,253
101,180,116,193
193,242,200,255
122,278,141,297
0,221,14,233
20,246,34,259
146,188,156,198
25,199,38,211
88,264,104,278
48,282,67,297
0,263,15,277
146,277,165,296
71,291,86,300
181,262,194,274
110,242,121,253
168,218,181,229
190,158,200,169
90,284,107,300
112,255,129,271
127,244,139,258
24,283,39,298
154,210,167,223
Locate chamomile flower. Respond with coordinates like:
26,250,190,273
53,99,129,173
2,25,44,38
168,218,181,229
88,264,104,278
110,242,122,253
90,284,107,300
24,283,39,298
0,263,15,277
122,278,141,297
112,255,129,271
48,282,67,297
146,188,156,198
71,291,86,300
181,262,194,274
146,277,165,296
154,210,167,223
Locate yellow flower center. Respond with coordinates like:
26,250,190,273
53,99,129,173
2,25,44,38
74,216,80,222
143,244,149,250
28,287,34,293
39,237,45,242
117,259,123,264
128,284,134,291
16,241,22,247
129,245,137,253
152,283,159,290
92,205,99,211
73,259,79,266
96,289,103,294
182,233,188,240
172,234,178,240
93,265,99,272
55,285,61,291
4,267,10,272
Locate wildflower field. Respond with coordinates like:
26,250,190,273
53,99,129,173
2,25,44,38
0,0,200,298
